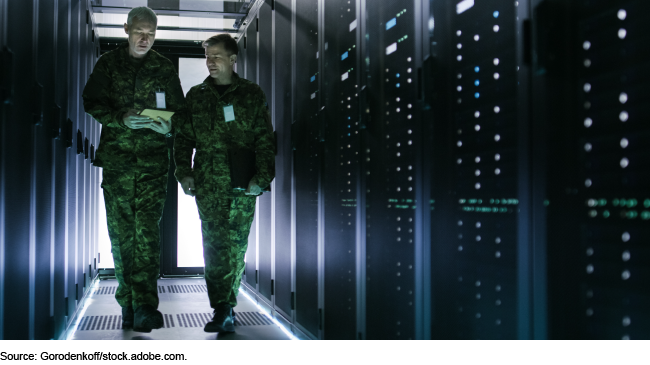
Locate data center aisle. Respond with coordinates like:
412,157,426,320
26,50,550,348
71,278,292,340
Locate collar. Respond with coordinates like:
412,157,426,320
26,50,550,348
118,42,157,72
203,72,241,98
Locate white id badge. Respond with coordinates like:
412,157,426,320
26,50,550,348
224,105,235,122
156,91,166,109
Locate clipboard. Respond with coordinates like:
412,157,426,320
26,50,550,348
140,109,175,122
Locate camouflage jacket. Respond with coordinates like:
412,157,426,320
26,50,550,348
174,72,275,197
82,42,186,173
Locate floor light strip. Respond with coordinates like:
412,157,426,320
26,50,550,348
238,288,299,340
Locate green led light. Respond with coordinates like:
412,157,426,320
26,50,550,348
544,200,550,206
644,199,650,208
598,199,607,206
628,199,638,208
627,211,638,219
477,199,483,204
612,199,619,206
641,211,650,220
603,210,610,218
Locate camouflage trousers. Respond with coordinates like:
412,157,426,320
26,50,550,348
102,168,167,311
196,195,256,308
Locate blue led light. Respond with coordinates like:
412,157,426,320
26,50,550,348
493,11,499,18
396,83,401,88
348,117,351,119
474,66,480,73
348,133,351,136
348,125,351,128
396,73,400,78
310,75,316,82
474,80,480,86
341,51,349,61
474,92,480,98
386,18,397,30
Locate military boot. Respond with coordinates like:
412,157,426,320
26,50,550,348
122,306,134,329
133,304,164,333
204,303,235,333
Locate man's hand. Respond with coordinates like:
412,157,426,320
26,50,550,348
245,178,262,196
122,109,153,129
180,176,196,196
149,116,172,135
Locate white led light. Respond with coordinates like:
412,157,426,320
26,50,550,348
493,58,500,66
457,158,463,164
622,316,631,327
495,251,501,258
494,106,500,113
618,9,627,20
618,28,626,39
619,111,629,122
475,222,481,229
475,124,481,131
622,250,630,262
475,156,481,163
457,85,462,92
494,134,501,142
457,141,463,147
585,179,592,187
494,153,500,161
457,55,463,61
584,118,593,127
586,308,594,316
476,235,481,241
586,264,594,274
622,270,630,280
407,57,412,62
620,138,628,148
458,220,463,226
586,247,594,256
583,41,591,50
238,288,299,340
456,30,462,36
584,59,591,67
584,143,592,151
622,232,630,242
620,157,629,168
619,92,628,104
584,83,591,92
457,43,463,49
475,169,481,176
494,73,500,80
457,73,462,79
474,34,479,41
495,168,501,175
495,237,501,244
493,25,499,32
475,183,481,189
474,111,480,118
386,42,397,55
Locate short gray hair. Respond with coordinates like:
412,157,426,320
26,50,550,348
127,6,158,28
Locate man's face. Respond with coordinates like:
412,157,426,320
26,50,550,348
124,19,156,58
205,43,236,79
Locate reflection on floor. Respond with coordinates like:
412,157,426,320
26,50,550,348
71,277,292,340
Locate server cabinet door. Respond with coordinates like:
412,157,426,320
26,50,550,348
245,20,259,289
257,0,274,303
430,0,526,339
321,0,359,340
364,1,420,340
294,0,320,338
547,0,650,340
272,0,294,319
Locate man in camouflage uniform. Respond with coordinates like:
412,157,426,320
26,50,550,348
82,7,185,332
174,34,275,333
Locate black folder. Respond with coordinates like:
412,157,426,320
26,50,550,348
228,148,270,193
